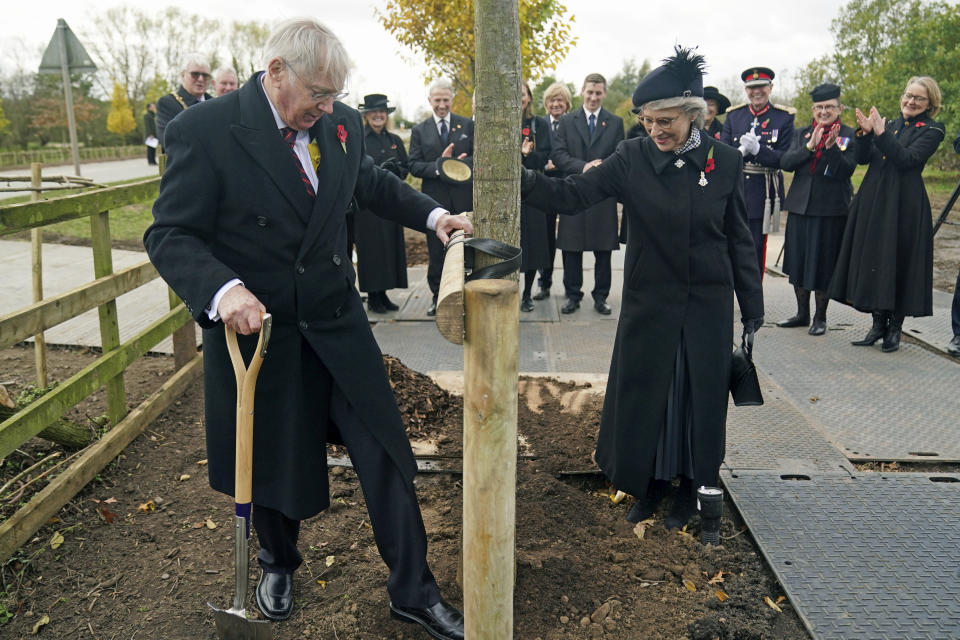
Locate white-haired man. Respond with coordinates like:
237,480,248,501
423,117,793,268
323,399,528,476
408,79,474,315
155,52,212,149
144,18,469,640
213,66,239,96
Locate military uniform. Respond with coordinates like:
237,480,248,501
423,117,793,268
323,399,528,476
720,68,795,276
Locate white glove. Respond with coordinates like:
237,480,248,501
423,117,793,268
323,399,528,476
740,130,760,156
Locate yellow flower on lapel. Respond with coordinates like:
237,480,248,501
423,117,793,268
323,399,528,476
308,139,322,171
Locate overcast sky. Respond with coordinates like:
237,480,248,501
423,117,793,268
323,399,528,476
1,0,844,117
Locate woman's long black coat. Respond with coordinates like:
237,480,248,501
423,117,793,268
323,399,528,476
829,113,945,316
356,126,409,292
524,135,764,495
520,115,552,271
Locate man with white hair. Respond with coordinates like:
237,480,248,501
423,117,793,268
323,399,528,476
213,66,239,96
155,52,213,149
408,79,474,316
144,18,469,640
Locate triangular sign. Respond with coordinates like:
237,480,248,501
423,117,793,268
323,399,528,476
39,19,97,74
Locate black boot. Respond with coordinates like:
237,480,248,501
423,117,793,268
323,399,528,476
776,286,810,328
809,291,829,336
367,291,387,314
851,312,888,346
665,478,697,530
626,479,668,523
882,313,904,352
381,291,399,311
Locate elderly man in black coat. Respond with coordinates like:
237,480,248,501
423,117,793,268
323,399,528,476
155,52,213,149
407,79,474,316
144,18,469,640
551,73,624,315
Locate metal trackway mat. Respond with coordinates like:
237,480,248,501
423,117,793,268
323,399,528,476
722,471,960,640
755,276,960,462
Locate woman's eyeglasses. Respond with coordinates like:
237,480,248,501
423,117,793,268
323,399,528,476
902,92,929,104
638,114,682,130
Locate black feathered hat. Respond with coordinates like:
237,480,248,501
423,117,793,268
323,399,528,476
358,93,395,113
702,86,730,114
809,83,841,102
632,46,706,111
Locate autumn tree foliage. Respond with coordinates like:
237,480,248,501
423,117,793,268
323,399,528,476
376,0,576,114
0,98,10,134
106,82,136,137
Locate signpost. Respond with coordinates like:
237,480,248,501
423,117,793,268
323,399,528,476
38,19,97,177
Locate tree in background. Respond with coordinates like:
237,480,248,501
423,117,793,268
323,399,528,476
106,82,136,139
0,98,10,135
227,20,271,80
376,0,576,114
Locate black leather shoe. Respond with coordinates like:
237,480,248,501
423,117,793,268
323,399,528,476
808,318,826,336
532,287,550,300
881,325,902,353
852,312,887,346
594,299,612,315
381,293,400,311
560,299,580,314
426,299,438,316
520,297,535,312
367,298,387,314
256,571,293,621
390,599,464,640
776,314,810,328
948,335,960,357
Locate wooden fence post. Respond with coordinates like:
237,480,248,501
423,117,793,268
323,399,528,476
463,279,518,639
89,211,126,427
30,163,48,387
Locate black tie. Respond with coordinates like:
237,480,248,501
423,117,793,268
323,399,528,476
439,119,449,145
588,113,596,137
552,120,559,133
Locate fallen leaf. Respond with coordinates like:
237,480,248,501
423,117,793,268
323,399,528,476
776,595,786,604
325,555,335,568
0,384,14,409
317,579,326,588
50,531,64,550
97,503,117,524
708,571,726,585
103,497,118,504
764,596,782,612
192,522,204,529
632,518,654,540
610,490,628,504
205,519,217,530
809,396,819,403
179,474,191,481
32,614,50,634
138,500,156,512
196,459,208,466
715,590,728,602
683,580,697,592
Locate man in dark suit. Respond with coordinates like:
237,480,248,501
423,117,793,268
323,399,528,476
144,19,469,640
407,79,474,315
155,53,213,149
550,73,623,314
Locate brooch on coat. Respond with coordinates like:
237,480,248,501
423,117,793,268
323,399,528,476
308,138,322,171
337,124,348,153
699,146,715,187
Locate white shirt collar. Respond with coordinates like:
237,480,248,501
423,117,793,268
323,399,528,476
583,106,601,120
260,72,305,139
433,113,449,126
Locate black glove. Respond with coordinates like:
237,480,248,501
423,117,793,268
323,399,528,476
742,317,764,334
380,158,406,180
520,167,537,196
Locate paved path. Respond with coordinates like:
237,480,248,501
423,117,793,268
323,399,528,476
0,158,159,200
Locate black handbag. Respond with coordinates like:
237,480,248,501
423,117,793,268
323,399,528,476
730,330,763,406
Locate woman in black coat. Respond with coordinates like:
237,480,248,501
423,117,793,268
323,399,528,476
777,83,857,335
829,76,946,352
523,48,764,529
356,94,409,313
702,86,730,140
520,80,552,311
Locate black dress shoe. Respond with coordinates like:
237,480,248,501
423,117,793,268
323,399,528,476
560,299,580,314
426,299,438,316
776,314,810,328
367,298,387,314
948,335,960,357
594,299,612,315
256,571,293,621
381,292,400,311
808,318,826,336
520,297,535,312
390,599,464,640
532,287,550,301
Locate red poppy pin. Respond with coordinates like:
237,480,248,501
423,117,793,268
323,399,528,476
337,124,347,153
705,146,716,174
761,118,770,129
522,127,530,137
915,121,926,128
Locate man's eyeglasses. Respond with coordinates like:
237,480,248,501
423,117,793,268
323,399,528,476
188,71,211,80
902,92,929,104
638,114,682,130
284,60,348,105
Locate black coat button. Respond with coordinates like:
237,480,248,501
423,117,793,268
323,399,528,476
256,216,267,227
299,320,308,331
334,307,343,318
332,254,342,266
296,262,305,274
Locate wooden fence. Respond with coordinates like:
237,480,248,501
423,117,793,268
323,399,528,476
0,175,201,562
0,145,143,170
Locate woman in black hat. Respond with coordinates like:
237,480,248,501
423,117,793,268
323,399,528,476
777,83,857,336
519,80,552,311
829,76,946,352
522,47,763,529
356,93,410,314
702,86,730,139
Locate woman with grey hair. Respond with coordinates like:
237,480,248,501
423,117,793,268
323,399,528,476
522,47,763,530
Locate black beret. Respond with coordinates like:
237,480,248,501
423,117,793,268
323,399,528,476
809,83,841,102
632,46,706,109
741,67,775,86
702,86,730,114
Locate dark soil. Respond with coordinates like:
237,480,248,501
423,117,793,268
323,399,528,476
404,228,430,267
0,343,812,640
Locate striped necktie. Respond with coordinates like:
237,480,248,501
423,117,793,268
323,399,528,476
281,127,316,197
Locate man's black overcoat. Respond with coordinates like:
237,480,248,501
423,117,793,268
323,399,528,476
829,113,945,316
550,107,624,251
407,113,474,214
144,75,440,520
156,85,211,148
525,136,764,495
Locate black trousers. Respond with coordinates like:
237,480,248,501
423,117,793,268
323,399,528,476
562,250,611,302
952,268,960,336
146,145,156,165
537,211,558,291
425,231,444,298
252,386,440,609
748,218,765,277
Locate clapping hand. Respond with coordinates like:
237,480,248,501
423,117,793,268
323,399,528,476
807,123,824,150
441,143,467,160
869,106,886,135
739,128,760,156
855,107,873,133
823,127,839,149
521,138,534,156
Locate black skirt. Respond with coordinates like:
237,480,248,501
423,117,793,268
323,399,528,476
782,214,847,291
